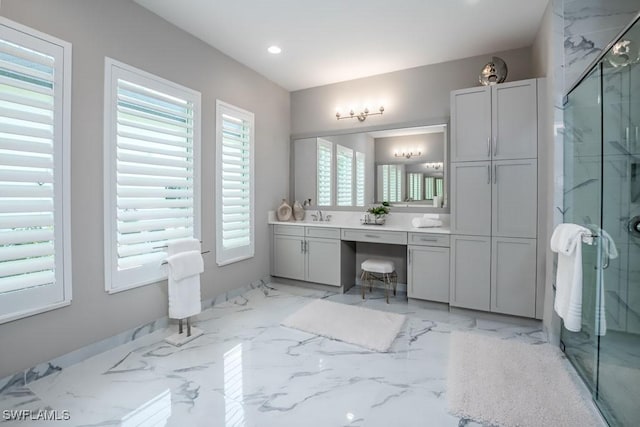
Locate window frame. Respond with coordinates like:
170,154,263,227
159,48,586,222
215,100,255,266
0,17,72,324
103,57,201,293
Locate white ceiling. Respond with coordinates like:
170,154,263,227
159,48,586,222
134,0,549,91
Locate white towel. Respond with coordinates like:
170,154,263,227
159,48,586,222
165,250,204,281
411,217,443,228
550,223,591,332
166,239,202,320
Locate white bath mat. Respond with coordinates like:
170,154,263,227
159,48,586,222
447,331,601,427
281,299,406,352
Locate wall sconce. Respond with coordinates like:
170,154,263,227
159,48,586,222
425,162,443,169
394,151,421,159
336,106,384,122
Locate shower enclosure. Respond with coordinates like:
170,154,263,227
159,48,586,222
562,15,640,426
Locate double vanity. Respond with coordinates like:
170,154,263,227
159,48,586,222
269,213,451,304
277,77,546,321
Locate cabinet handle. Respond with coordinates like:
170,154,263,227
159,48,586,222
300,241,304,253
305,241,308,253
365,234,380,239
494,164,497,184
487,165,491,184
487,136,491,157
420,238,438,242
408,249,412,265
626,127,630,151
493,137,497,156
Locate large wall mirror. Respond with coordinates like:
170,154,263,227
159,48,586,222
292,124,448,212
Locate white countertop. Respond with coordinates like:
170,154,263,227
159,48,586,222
268,210,450,234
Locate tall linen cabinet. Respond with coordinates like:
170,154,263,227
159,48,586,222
449,78,543,319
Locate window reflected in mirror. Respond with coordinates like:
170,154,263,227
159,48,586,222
293,123,446,211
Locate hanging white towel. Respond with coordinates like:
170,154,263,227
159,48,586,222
166,239,202,320
411,217,443,228
165,250,203,281
550,223,591,332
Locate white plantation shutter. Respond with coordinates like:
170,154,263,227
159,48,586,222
408,172,423,201
0,19,71,323
336,144,353,206
104,58,201,292
216,100,254,266
380,164,403,203
425,176,435,200
436,177,444,197
355,151,365,206
316,138,332,206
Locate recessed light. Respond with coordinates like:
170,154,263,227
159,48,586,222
267,45,282,54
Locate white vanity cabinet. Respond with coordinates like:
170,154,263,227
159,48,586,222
451,79,538,162
449,78,542,319
272,225,348,287
407,233,450,303
273,232,306,281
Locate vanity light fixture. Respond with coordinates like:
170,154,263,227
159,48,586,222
425,162,443,169
394,150,421,159
335,105,384,122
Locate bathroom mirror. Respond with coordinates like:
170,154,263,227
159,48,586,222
292,123,448,212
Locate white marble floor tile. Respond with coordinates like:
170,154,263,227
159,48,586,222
0,282,601,427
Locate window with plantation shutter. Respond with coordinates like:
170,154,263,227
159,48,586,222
408,172,423,201
216,100,254,266
378,164,403,203
316,138,332,206
104,58,201,293
355,151,365,206
0,18,72,323
336,144,353,206
425,176,435,200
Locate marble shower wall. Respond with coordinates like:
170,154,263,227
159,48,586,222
564,0,639,92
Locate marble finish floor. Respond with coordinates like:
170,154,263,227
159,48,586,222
0,283,601,426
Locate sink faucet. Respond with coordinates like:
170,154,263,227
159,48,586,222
317,210,324,221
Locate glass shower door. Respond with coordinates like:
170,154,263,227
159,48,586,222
596,24,640,425
561,65,603,393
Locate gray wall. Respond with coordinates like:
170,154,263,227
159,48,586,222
374,133,445,164
0,0,290,378
291,47,534,137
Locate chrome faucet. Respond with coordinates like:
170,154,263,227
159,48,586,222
317,210,324,221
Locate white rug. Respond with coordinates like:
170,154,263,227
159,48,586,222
281,299,406,352
447,331,601,427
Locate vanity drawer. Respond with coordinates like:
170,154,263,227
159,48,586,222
408,233,450,247
273,225,305,236
341,229,407,245
305,227,340,239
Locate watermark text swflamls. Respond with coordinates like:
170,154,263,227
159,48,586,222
3,409,71,421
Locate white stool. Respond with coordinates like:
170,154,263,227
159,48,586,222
360,258,397,304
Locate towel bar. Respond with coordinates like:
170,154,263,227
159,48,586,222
581,234,598,245
161,250,210,265
153,240,203,250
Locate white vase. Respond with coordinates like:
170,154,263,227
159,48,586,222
293,200,305,221
276,199,292,221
